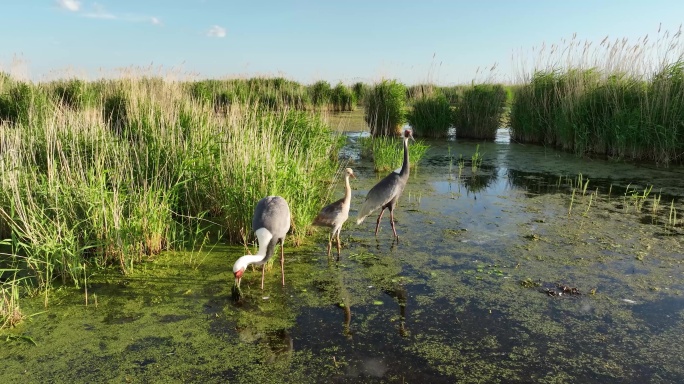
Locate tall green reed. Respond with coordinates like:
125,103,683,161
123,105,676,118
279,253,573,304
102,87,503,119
359,136,429,172
364,80,408,137
408,93,452,138
511,28,684,163
452,84,507,140
0,74,343,324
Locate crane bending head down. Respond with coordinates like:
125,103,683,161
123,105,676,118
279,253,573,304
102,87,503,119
232,196,291,292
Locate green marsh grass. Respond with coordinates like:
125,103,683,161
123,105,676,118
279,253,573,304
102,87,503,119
0,74,343,325
309,80,332,108
351,82,370,106
364,80,408,137
358,136,429,172
470,144,484,173
511,29,684,163
330,83,356,112
0,270,24,328
452,84,507,140
408,93,452,138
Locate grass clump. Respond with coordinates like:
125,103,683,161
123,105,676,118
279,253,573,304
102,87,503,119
364,79,408,137
330,83,356,112
50,79,98,110
351,82,370,106
452,84,507,140
0,271,24,328
309,80,332,108
408,93,452,138
510,29,684,163
359,136,429,172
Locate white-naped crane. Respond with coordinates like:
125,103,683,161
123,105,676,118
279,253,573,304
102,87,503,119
357,129,414,238
232,196,291,291
312,167,356,260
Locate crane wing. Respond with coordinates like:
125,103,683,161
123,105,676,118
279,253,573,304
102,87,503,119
356,173,402,223
312,198,345,227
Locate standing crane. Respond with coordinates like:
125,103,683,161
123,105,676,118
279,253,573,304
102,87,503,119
232,196,291,291
356,129,414,238
312,167,356,260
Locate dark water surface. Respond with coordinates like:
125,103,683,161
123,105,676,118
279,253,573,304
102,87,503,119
3,128,684,383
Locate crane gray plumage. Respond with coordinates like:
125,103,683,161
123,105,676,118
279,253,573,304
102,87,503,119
232,196,291,290
312,167,355,260
356,129,414,238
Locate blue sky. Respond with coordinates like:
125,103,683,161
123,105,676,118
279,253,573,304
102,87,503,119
2,0,683,84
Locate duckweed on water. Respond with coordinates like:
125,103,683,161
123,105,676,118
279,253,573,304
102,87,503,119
3,133,684,382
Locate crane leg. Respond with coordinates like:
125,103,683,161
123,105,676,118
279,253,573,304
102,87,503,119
261,264,266,290
336,231,342,261
389,209,398,238
327,233,332,258
374,208,386,235
280,238,285,287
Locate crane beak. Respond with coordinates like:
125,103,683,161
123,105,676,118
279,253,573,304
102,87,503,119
234,269,244,289
351,173,356,179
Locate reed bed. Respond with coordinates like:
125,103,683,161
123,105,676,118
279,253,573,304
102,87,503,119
330,82,356,112
510,27,684,163
0,74,343,326
364,79,408,137
408,93,453,138
452,84,507,140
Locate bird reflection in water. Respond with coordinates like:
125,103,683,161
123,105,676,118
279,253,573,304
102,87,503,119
385,283,409,337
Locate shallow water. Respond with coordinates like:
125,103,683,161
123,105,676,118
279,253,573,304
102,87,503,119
3,127,684,383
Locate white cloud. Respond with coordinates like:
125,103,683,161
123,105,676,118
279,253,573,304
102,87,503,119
151,17,161,25
82,12,116,19
206,25,226,38
82,3,116,19
56,0,81,12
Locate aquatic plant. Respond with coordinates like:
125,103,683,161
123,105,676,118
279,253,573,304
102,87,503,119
309,80,332,108
452,83,507,140
358,135,428,172
0,75,343,319
329,82,356,112
407,93,452,138
351,82,370,106
510,28,684,163
364,79,408,137
470,144,484,173
0,270,24,328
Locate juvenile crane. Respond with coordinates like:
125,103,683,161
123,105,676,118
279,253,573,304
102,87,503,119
312,167,356,260
232,196,291,290
357,129,414,238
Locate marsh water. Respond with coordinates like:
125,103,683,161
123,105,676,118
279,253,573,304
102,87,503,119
3,115,684,383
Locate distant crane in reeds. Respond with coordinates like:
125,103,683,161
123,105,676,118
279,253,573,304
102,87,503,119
357,129,414,238
312,167,356,260
232,196,291,291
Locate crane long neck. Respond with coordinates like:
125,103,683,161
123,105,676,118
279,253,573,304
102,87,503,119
244,228,273,265
399,137,410,177
343,174,352,205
